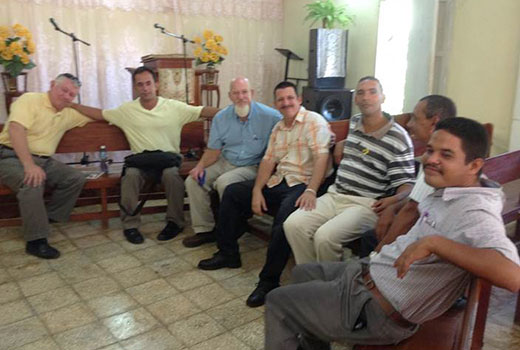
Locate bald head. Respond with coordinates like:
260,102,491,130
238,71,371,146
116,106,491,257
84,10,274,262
229,76,250,91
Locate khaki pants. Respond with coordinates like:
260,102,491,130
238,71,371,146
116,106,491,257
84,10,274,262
0,147,86,242
120,167,184,229
284,185,378,263
185,157,257,233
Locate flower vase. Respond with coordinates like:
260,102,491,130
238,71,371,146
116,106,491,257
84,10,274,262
1,72,27,93
205,64,217,85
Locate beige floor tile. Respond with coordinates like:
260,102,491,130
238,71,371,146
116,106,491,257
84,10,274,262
188,332,250,350
111,265,159,288
164,238,206,256
57,261,106,284
0,251,40,268
47,231,68,243
106,228,127,242
147,294,202,324
14,336,60,350
54,322,116,350
18,271,64,297
118,237,157,252
126,279,178,305
178,246,220,267
148,256,193,277
73,275,121,300
0,268,11,284
168,313,225,347
218,271,260,297
183,283,235,310
132,245,174,263
74,234,112,249
166,270,213,292
27,286,80,314
0,227,22,242
51,239,79,254
0,299,33,326
62,223,101,239
98,344,125,350
84,242,126,262
0,239,25,253
47,250,92,269
0,317,48,350
120,327,184,350
230,319,264,350
207,298,262,330
8,260,51,280
103,307,159,340
199,266,246,281
0,281,22,304
87,292,138,318
40,302,97,334
97,254,142,274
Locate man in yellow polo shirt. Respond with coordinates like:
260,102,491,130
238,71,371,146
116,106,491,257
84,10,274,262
0,73,93,259
73,66,218,244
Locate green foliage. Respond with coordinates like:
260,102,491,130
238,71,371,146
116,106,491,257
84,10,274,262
304,0,355,29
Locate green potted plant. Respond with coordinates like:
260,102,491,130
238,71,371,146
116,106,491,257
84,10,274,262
304,0,354,29
304,0,354,89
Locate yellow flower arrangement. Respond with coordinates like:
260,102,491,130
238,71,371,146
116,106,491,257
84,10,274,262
0,24,36,77
192,29,228,67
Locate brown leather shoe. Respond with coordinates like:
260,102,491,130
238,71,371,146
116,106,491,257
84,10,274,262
182,231,216,248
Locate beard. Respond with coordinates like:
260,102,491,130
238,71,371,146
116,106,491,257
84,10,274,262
235,104,250,118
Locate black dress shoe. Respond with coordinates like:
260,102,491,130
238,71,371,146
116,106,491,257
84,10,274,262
124,228,144,244
198,251,242,270
26,240,61,259
157,221,183,241
246,282,279,308
182,231,216,248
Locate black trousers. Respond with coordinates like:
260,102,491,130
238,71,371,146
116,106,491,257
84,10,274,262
216,179,306,285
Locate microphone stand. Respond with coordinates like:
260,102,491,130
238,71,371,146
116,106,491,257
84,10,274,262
154,25,194,104
50,19,90,104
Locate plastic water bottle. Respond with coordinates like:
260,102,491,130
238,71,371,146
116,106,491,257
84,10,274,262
99,145,108,174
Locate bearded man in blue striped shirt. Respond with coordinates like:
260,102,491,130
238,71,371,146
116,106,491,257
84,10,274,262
284,76,416,263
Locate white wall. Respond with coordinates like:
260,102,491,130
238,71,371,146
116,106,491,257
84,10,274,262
445,0,520,154
282,0,381,90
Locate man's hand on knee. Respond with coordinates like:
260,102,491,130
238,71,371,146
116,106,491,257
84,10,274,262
23,163,46,187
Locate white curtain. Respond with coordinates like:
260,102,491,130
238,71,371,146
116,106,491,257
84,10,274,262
0,0,285,122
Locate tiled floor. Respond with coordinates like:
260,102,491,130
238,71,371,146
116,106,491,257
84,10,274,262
0,214,519,350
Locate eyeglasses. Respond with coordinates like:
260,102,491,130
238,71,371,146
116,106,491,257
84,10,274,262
56,73,82,87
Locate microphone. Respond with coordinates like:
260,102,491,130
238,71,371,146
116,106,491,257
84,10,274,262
49,18,59,30
154,23,165,30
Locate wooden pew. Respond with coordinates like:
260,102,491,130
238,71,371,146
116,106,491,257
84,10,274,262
0,119,210,228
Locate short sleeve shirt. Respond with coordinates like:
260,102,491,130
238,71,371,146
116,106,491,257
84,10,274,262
103,97,203,153
0,92,91,156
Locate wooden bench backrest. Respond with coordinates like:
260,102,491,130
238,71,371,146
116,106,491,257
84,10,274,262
0,120,208,154
483,150,520,184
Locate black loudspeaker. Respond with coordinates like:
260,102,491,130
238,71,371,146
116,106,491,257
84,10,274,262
302,87,353,121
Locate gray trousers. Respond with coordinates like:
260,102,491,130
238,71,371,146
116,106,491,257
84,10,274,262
185,157,257,233
0,148,86,242
264,260,417,350
120,167,184,230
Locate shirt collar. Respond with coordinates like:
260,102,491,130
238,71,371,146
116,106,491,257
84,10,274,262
279,106,306,130
432,177,502,201
353,112,393,140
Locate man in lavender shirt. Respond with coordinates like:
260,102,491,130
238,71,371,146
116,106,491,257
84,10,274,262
264,117,520,349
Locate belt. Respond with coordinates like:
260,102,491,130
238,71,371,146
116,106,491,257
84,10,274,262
362,270,416,329
0,144,50,159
